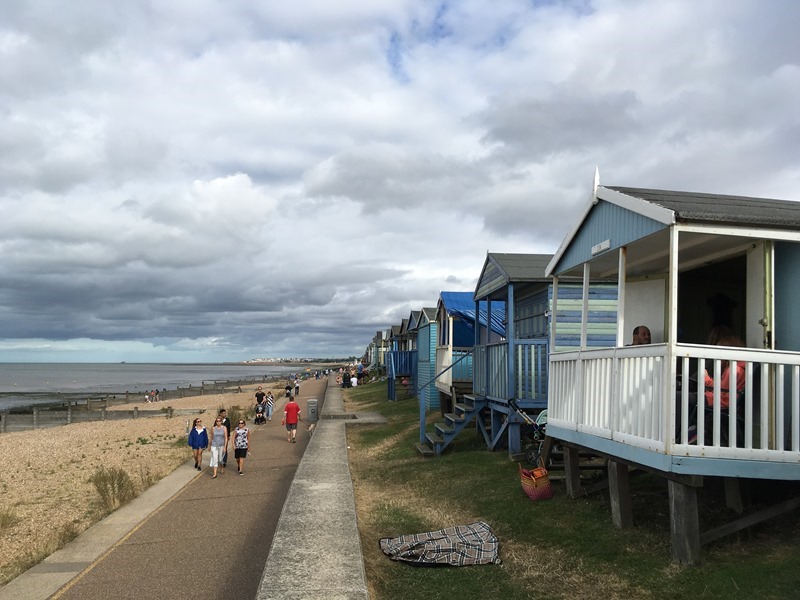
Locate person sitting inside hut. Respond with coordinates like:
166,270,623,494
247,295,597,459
631,325,651,345
703,335,745,411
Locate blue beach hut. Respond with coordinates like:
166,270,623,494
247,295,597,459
416,291,505,455
414,307,440,411
469,252,617,457
386,319,416,401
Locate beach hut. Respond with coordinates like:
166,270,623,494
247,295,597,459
414,307,441,411
545,177,800,563
416,292,505,455
377,329,391,375
364,331,379,372
386,319,416,400
469,253,617,457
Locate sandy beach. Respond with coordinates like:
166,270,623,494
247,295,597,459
0,380,287,586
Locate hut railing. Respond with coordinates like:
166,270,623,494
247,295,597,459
435,346,473,388
549,343,800,462
473,339,549,403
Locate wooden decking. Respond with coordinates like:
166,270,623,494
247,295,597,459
548,343,800,479
547,343,800,562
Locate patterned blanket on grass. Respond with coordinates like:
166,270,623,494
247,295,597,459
378,521,500,566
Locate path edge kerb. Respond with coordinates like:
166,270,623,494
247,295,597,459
256,377,371,600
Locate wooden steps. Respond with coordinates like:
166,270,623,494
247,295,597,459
417,394,486,457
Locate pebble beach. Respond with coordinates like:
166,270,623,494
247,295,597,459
0,381,284,586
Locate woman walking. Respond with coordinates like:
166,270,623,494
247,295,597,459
187,418,209,471
232,419,251,475
209,416,228,478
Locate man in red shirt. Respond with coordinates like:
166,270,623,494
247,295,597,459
283,396,301,443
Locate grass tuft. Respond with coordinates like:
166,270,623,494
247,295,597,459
90,467,136,511
0,508,19,531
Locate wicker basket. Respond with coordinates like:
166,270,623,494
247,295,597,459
519,461,553,501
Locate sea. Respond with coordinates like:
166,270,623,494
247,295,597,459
0,363,299,411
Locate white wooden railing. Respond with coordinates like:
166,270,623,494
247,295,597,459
435,346,472,390
549,344,800,462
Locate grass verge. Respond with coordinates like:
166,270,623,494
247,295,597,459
345,380,800,600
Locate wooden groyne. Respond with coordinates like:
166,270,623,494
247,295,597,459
0,374,289,434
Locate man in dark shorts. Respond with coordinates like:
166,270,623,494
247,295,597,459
219,408,231,469
283,396,301,443
254,387,267,425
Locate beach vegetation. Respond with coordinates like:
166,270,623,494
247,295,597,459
346,380,800,600
137,465,157,489
90,467,136,511
224,405,246,425
0,508,19,531
5,522,80,584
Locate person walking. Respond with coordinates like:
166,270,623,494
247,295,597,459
209,416,228,478
188,418,208,471
266,391,275,421
255,386,266,405
232,419,251,475
294,377,300,396
283,396,301,443
218,408,231,471
254,386,267,425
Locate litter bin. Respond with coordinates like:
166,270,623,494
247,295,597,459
307,399,319,423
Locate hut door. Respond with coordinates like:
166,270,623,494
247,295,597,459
773,241,800,352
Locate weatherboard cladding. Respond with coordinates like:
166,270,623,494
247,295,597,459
553,186,800,276
475,260,505,300
554,199,667,275
400,318,409,335
471,251,618,344
421,307,437,324
417,322,440,410
408,310,422,332
549,284,618,352
515,289,549,339
474,253,552,300
506,282,617,347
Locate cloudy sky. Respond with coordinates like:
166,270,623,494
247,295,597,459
1,0,798,363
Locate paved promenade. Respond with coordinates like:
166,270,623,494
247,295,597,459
0,374,379,600
257,379,377,600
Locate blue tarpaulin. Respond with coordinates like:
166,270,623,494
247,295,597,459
440,292,506,346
